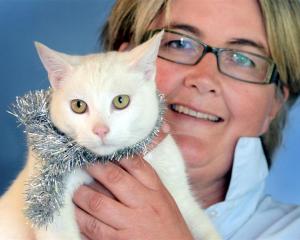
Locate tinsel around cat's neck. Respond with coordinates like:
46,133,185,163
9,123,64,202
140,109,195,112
9,89,165,228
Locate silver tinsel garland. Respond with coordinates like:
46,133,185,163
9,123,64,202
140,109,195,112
9,89,165,228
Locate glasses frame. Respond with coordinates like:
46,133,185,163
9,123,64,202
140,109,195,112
143,28,279,85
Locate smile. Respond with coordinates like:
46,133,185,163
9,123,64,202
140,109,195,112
170,104,223,122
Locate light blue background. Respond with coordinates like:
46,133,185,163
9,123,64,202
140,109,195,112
0,1,299,204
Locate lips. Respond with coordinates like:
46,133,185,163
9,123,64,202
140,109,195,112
170,104,223,122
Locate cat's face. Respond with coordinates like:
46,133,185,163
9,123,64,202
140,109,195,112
35,32,163,155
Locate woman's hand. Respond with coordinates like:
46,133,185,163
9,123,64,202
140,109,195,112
73,125,194,240
73,157,193,240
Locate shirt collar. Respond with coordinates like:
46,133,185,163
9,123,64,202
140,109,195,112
226,137,269,200
205,137,269,239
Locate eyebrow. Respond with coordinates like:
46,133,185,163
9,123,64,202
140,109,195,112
228,38,268,55
166,22,203,36
165,22,268,55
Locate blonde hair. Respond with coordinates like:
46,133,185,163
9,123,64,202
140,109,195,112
259,0,300,161
101,0,300,161
101,0,170,51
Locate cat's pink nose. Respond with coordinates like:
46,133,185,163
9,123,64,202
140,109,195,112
93,125,110,140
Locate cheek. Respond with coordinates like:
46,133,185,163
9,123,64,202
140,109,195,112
156,60,182,95
226,86,276,136
51,102,93,141
50,99,71,133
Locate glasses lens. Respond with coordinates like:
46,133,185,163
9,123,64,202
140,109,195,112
219,49,272,83
158,31,204,65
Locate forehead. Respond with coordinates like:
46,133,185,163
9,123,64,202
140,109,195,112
79,56,143,94
153,0,268,53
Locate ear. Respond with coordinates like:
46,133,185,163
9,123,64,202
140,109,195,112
118,42,130,52
128,30,164,81
34,42,73,89
262,86,289,133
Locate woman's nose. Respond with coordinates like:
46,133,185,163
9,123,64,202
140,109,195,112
183,54,221,95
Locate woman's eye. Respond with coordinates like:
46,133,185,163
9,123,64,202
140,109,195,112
70,99,88,114
112,95,130,110
164,38,194,50
232,52,255,68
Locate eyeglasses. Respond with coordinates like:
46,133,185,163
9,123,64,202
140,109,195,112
143,29,279,85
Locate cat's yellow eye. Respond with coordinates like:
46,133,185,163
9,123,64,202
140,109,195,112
70,99,88,114
112,95,130,110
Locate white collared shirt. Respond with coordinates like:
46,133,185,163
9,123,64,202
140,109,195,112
205,137,300,239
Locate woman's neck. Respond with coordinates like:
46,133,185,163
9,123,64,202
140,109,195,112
172,134,234,208
188,168,231,208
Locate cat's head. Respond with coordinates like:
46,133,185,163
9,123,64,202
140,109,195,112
35,31,163,155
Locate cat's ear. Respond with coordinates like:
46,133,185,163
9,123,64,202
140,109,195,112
128,30,164,81
35,42,73,89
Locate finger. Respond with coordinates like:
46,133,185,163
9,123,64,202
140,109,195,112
73,185,130,229
119,155,162,191
86,162,149,207
88,181,116,200
75,207,117,240
119,124,169,190
80,233,91,240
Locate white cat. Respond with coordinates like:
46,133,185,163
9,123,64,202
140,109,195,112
0,32,220,240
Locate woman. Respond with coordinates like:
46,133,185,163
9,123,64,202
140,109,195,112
74,0,300,239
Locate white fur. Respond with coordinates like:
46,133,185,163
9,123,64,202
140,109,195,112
0,33,220,239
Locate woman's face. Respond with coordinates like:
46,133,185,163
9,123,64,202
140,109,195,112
153,0,283,181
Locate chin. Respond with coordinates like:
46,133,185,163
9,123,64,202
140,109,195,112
89,145,119,156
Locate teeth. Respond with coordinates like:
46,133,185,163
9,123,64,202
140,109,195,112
171,104,221,122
